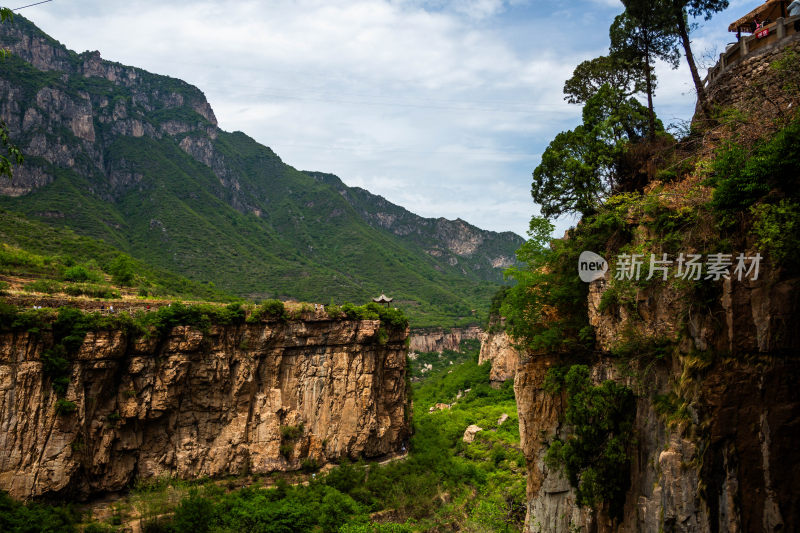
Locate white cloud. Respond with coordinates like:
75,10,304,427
17,0,723,237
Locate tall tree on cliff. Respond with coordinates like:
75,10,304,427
610,10,680,138
623,0,729,121
563,53,645,107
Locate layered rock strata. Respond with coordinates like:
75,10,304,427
0,318,408,500
408,325,482,353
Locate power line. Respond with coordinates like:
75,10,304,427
13,0,54,10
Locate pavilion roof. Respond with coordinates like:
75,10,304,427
372,294,393,303
729,0,787,32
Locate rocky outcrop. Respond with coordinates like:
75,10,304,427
0,317,408,500
408,325,482,353
305,171,524,283
478,328,522,384
516,348,800,532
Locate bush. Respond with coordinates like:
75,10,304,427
544,365,635,521
707,119,800,224
62,283,120,299
23,279,62,294
750,200,800,265
62,265,100,283
247,299,286,322
54,399,77,415
301,457,320,473
279,442,294,458
0,490,80,532
280,424,304,440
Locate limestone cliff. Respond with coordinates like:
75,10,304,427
514,37,800,533
0,316,408,500
478,328,521,384
408,325,482,353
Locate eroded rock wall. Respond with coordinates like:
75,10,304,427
478,329,521,384
0,318,408,500
408,325,482,353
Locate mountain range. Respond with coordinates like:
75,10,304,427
0,16,523,326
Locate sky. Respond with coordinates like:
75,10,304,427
14,0,754,238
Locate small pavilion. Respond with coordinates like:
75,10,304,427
372,294,393,308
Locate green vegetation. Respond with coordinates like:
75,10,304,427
750,200,800,266
0,491,79,533
0,16,521,328
408,338,480,380
0,211,234,302
27,340,523,532
501,216,595,353
707,118,800,229
543,365,635,522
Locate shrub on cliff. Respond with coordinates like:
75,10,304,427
340,302,408,330
707,118,800,226
247,299,286,322
544,365,635,522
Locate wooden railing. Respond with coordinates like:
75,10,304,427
704,15,800,87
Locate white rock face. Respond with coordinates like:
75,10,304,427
462,425,483,443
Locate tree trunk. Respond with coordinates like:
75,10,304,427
644,36,656,138
674,7,712,121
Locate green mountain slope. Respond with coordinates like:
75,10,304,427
0,16,522,326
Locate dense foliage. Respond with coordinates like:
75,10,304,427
0,491,80,533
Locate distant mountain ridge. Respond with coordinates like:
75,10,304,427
0,16,523,326
307,171,521,281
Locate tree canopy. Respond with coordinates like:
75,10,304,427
532,85,652,218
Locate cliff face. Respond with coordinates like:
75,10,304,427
408,325,482,353
515,41,800,533
0,318,408,500
517,352,800,533
478,329,521,384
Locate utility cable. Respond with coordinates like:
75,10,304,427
13,0,54,10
